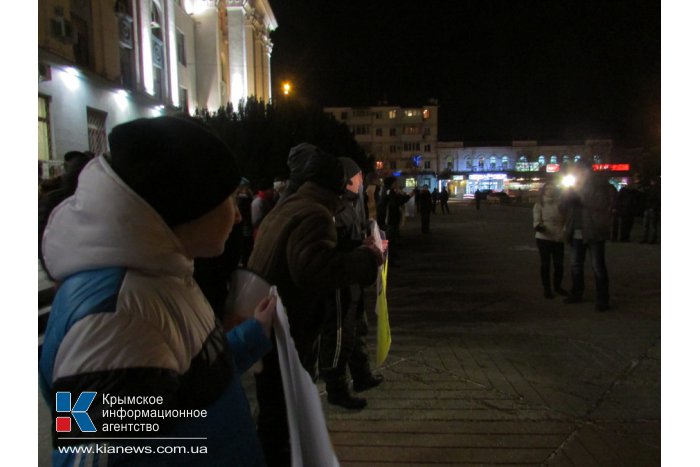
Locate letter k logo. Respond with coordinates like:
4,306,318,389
55,392,97,433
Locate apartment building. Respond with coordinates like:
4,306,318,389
325,102,439,188
38,0,276,178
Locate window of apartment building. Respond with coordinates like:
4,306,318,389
375,161,384,170
353,109,370,117
179,87,189,114
115,0,135,90
403,126,420,135
375,128,383,137
538,155,546,167
466,158,472,169
478,157,485,169
38,95,52,162
374,112,382,119
550,155,558,164
593,154,601,164
388,110,397,119
562,155,570,164
390,161,397,169
340,111,348,120
424,144,431,152
404,109,418,117
574,154,582,163
176,30,187,66
151,2,166,101
87,107,108,157
424,161,431,169
502,156,510,170
490,156,497,170
422,109,431,120
354,125,370,135
389,128,396,136
71,2,93,68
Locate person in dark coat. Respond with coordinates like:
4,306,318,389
640,177,660,244
561,169,613,311
247,144,383,466
319,157,384,410
417,184,433,233
377,176,413,266
475,189,482,210
439,186,451,213
431,187,439,213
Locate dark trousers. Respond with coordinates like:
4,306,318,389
619,215,634,241
386,224,400,262
255,303,324,467
319,287,371,387
536,239,564,293
420,213,430,233
641,208,658,243
440,200,450,214
570,239,609,306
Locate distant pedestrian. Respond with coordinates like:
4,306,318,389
378,176,414,266
418,184,433,233
533,182,567,298
562,168,613,311
616,184,638,241
639,178,660,244
475,189,482,210
431,188,439,213
440,186,451,214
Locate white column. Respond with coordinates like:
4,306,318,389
193,3,221,110
227,5,248,107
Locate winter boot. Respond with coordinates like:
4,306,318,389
326,380,367,410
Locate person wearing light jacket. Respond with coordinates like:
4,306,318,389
533,182,567,299
39,116,274,466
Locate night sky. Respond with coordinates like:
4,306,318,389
266,0,660,147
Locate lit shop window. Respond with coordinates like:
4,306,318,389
87,107,108,157
38,95,52,162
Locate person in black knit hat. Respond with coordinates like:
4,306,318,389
40,115,275,466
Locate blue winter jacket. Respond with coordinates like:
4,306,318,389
39,157,271,466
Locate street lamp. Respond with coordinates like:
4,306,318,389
282,81,292,96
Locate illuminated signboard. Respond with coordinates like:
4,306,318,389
452,175,464,180
592,164,630,172
515,162,541,172
469,173,507,181
546,164,560,173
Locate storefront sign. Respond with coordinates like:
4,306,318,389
515,162,541,172
592,164,630,172
469,173,507,181
546,164,560,173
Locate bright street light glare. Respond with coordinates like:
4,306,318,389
562,174,576,188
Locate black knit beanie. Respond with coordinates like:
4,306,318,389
303,149,346,194
108,116,240,227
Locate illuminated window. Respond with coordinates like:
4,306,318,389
422,109,431,120
574,154,582,163
538,155,546,167
550,155,558,164
86,108,108,157
388,110,397,119
593,154,602,164
490,156,497,170
176,30,186,66
376,161,384,170
502,156,509,169
116,0,135,90
38,95,52,162
562,155,570,164
404,109,418,117
151,2,166,101
179,87,189,114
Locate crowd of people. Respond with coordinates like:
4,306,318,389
38,115,660,466
532,169,661,312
